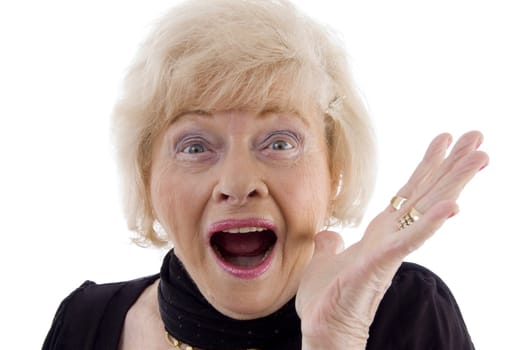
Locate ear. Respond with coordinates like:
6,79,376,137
327,175,341,221
323,198,335,229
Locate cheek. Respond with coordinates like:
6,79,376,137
150,168,176,232
277,161,331,232
150,166,206,240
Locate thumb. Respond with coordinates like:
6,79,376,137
313,230,345,259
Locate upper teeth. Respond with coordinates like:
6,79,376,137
223,227,266,234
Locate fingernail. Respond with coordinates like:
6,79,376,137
448,211,458,219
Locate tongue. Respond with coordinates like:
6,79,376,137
213,231,271,256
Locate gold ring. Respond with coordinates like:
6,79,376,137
390,195,408,210
398,207,422,230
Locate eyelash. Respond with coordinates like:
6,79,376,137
174,136,210,155
172,130,302,160
261,131,301,152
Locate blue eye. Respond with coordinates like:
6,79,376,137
182,143,207,153
270,140,293,151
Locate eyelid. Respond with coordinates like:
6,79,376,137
261,130,302,148
173,135,210,153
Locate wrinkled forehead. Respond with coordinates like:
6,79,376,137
170,105,310,127
172,104,315,120
155,96,323,141
175,85,320,122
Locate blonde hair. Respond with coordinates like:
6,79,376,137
112,0,377,246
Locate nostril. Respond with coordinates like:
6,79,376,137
212,180,268,204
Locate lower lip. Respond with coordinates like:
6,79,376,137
211,245,275,279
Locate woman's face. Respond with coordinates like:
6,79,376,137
150,109,332,319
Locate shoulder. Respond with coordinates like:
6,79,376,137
388,262,456,301
42,274,159,350
367,262,475,350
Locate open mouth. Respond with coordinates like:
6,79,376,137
210,227,277,274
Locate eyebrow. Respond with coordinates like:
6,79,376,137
173,108,309,126
258,107,309,125
168,110,212,126
174,110,212,119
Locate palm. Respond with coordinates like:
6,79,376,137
296,132,488,349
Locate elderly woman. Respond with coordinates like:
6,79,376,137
43,0,488,349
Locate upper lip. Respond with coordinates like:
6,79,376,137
207,218,277,240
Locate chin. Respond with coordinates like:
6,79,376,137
199,250,297,320
208,276,295,320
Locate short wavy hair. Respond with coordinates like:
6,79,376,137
112,0,377,246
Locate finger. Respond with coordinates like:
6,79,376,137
390,133,452,212
445,130,484,164
417,150,489,212
392,200,459,257
392,131,485,213
416,131,484,199
312,230,345,259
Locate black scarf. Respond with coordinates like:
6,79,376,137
158,250,302,350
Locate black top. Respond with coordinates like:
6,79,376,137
42,262,475,349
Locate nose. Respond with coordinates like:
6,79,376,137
212,150,268,206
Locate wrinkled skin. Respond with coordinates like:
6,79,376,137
150,110,332,319
296,131,488,349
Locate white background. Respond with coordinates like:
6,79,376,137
0,1,524,348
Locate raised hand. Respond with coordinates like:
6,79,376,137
296,131,489,349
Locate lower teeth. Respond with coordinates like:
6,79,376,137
214,246,273,267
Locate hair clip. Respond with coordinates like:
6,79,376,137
325,95,346,114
